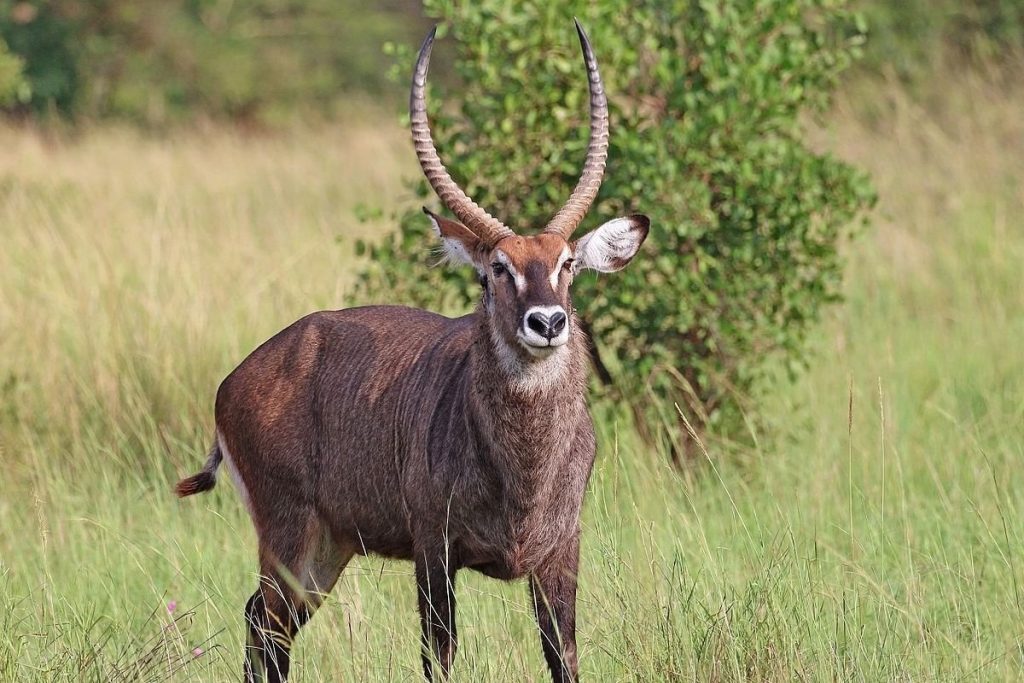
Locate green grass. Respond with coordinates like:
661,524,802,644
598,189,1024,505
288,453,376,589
1,77,1023,680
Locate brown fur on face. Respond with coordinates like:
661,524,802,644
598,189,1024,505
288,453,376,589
486,233,574,358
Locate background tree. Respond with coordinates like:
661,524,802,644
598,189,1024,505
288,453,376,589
0,0,425,122
351,0,876,457
3,1,1022,123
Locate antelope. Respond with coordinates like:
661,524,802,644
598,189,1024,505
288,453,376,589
175,20,649,683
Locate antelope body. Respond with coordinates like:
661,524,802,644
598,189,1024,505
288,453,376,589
176,21,650,683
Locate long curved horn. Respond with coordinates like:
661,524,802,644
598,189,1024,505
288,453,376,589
411,27,515,245
543,19,609,240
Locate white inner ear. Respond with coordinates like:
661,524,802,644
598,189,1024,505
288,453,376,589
428,214,483,272
574,217,644,274
439,236,477,268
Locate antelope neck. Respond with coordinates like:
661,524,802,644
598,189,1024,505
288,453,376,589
466,309,588,470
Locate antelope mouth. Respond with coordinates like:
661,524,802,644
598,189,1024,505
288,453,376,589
517,333,568,357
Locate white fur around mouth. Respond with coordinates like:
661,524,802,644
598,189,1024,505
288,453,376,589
517,334,566,357
491,326,573,394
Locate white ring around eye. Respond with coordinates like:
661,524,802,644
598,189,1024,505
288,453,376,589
550,245,572,289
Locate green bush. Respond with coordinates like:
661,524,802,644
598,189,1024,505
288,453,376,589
351,0,875,451
0,35,26,105
0,2,78,115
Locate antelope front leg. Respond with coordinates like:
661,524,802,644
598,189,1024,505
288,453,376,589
530,536,580,683
415,549,458,681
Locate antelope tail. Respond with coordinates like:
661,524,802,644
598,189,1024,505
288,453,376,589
175,439,223,497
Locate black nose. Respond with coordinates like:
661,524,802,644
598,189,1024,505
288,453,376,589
526,310,567,340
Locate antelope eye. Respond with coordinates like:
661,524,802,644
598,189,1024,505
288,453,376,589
562,258,575,272
491,262,507,276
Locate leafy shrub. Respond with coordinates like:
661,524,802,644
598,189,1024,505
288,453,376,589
0,35,26,105
0,2,78,115
351,0,875,452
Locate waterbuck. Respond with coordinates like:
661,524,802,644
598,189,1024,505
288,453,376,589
176,20,649,683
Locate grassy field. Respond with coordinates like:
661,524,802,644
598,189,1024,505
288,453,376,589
1,75,1023,681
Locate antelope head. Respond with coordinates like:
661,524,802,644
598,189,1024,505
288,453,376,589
411,21,650,365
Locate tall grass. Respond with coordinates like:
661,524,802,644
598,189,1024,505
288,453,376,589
1,75,1023,680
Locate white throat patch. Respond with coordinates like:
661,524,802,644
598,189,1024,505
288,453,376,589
489,325,571,395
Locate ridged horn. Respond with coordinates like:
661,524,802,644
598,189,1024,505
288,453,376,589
410,27,515,245
543,19,609,240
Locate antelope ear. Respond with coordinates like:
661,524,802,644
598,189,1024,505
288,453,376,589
573,214,650,273
424,207,487,271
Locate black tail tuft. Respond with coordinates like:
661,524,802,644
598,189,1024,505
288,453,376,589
175,471,217,497
175,440,223,498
